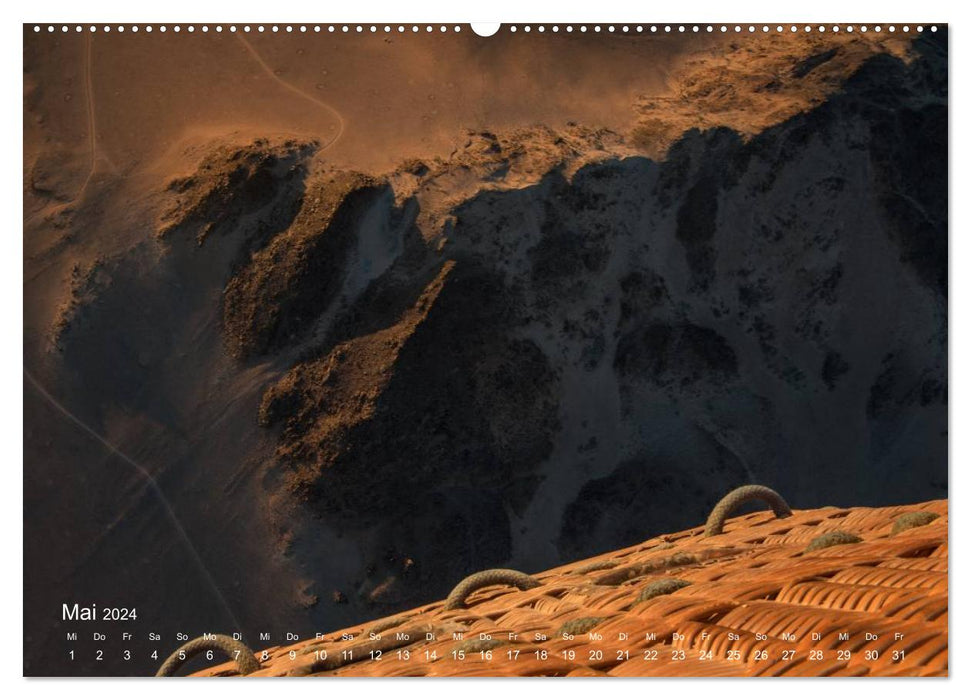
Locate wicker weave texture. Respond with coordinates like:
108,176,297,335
194,499,948,677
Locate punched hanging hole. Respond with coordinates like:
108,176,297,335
471,22,502,37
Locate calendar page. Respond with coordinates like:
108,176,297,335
22,21,948,678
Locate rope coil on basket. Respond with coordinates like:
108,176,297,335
443,568,541,610
703,484,792,537
155,634,261,677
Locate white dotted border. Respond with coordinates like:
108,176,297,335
30,24,464,34
504,24,940,34
29,24,942,35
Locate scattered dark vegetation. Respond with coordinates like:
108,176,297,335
792,48,840,79
614,322,738,389
822,350,850,389
675,175,720,290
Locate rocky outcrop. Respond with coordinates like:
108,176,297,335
158,137,316,244
223,171,391,358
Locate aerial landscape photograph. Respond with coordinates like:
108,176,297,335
22,21,947,678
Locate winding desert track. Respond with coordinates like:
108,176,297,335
23,367,242,632
235,34,346,152
78,31,98,197
24,32,113,230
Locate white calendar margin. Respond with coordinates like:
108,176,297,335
2,0,963,696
